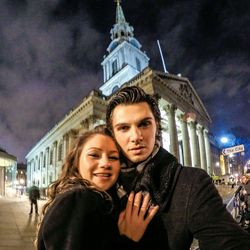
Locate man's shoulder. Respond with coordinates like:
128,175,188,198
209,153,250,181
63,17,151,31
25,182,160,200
154,147,178,165
180,166,209,176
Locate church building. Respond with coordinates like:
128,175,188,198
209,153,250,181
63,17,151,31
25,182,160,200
26,1,213,188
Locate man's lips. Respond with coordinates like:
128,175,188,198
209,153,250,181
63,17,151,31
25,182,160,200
129,146,145,151
129,146,146,154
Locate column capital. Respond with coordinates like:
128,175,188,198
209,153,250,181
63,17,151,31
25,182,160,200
197,125,204,133
188,120,197,129
164,104,177,114
68,129,78,136
177,113,189,123
203,128,209,136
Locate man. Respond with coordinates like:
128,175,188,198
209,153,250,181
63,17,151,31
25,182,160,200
28,183,40,215
241,174,250,231
106,86,250,249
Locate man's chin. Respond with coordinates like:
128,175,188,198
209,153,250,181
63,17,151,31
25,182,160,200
127,154,148,164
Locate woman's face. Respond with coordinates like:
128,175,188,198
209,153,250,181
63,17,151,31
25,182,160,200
79,134,120,191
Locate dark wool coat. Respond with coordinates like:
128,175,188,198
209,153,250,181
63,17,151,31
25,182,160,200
37,188,140,250
119,147,250,250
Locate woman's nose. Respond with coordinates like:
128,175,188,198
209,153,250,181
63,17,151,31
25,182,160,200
99,156,112,169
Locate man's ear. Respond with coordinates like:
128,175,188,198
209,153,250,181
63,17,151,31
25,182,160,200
155,121,162,143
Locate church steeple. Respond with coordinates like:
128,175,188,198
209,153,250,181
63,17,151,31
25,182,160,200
115,0,126,24
100,0,149,96
108,0,136,52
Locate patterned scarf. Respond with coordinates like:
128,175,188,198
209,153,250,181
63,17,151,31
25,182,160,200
116,142,182,212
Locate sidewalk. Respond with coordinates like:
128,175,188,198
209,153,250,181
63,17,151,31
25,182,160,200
0,185,237,250
0,195,46,250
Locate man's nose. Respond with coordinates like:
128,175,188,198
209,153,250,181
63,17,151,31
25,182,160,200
130,127,143,143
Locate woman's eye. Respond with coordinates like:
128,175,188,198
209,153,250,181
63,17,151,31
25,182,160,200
109,156,119,161
88,154,99,158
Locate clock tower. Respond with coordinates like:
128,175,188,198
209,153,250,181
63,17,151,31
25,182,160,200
99,0,149,96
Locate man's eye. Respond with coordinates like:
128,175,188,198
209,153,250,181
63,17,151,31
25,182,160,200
118,126,128,131
139,121,151,127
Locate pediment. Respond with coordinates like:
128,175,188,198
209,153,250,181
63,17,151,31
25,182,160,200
152,71,211,124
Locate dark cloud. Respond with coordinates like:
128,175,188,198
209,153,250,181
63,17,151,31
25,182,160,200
0,0,249,161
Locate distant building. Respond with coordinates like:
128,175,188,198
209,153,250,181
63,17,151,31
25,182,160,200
209,134,222,176
26,1,212,188
0,147,17,196
16,163,27,186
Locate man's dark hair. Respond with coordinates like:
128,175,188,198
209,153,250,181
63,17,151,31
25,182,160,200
106,86,162,140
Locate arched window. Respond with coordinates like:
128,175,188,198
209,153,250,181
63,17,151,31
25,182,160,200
136,57,141,71
43,153,46,168
112,59,118,75
50,149,53,165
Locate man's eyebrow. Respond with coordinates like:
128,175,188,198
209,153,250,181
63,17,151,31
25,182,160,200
140,117,153,121
114,117,154,127
114,122,129,128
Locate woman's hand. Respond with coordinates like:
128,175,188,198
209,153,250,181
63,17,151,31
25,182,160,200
118,191,159,242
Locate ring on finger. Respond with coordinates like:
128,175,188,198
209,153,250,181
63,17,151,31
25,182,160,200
134,202,140,207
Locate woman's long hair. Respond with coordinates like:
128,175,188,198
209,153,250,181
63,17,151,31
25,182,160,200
42,126,115,215
36,127,117,247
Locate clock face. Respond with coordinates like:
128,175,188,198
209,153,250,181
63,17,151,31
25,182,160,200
112,85,119,94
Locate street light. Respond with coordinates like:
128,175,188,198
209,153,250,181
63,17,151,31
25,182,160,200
220,137,229,144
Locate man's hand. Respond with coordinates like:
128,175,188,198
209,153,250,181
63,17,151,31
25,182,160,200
118,191,159,242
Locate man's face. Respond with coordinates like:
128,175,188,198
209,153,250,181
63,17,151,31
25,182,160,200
111,102,158,163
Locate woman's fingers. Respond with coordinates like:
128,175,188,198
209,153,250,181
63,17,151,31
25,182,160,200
132,191,142,215
145,205,159,224
118,191,159,242
125,192,134,219
139,192,150,218
118,210,126,226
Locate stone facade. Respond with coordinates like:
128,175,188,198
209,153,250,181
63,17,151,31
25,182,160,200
0,149,17,196
26,1,214,188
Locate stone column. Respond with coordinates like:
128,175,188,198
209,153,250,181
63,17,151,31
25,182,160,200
103,64,106,82
53,141,58,181
179,114,192,166
197,126,207,171
165,104,179,160
39,153,43,187
45,148,49,187
30,160,34,185
88,115,97,130
68,129,78,151
63,134,68,161
107,62,111,80
189,121,200,168
0,167,5,196
204,129,212,175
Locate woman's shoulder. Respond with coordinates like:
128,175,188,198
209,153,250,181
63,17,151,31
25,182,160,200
53,187,112,213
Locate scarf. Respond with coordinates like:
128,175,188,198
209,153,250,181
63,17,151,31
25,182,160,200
116,144,182,212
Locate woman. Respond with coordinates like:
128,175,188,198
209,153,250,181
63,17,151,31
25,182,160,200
37,127,158,249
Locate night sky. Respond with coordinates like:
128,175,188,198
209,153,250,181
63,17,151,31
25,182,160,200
0,0,249,162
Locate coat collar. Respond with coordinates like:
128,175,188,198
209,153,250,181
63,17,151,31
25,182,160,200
119,147,183,212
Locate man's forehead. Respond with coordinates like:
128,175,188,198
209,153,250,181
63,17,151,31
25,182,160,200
112,102,155,124
113,102,151,111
